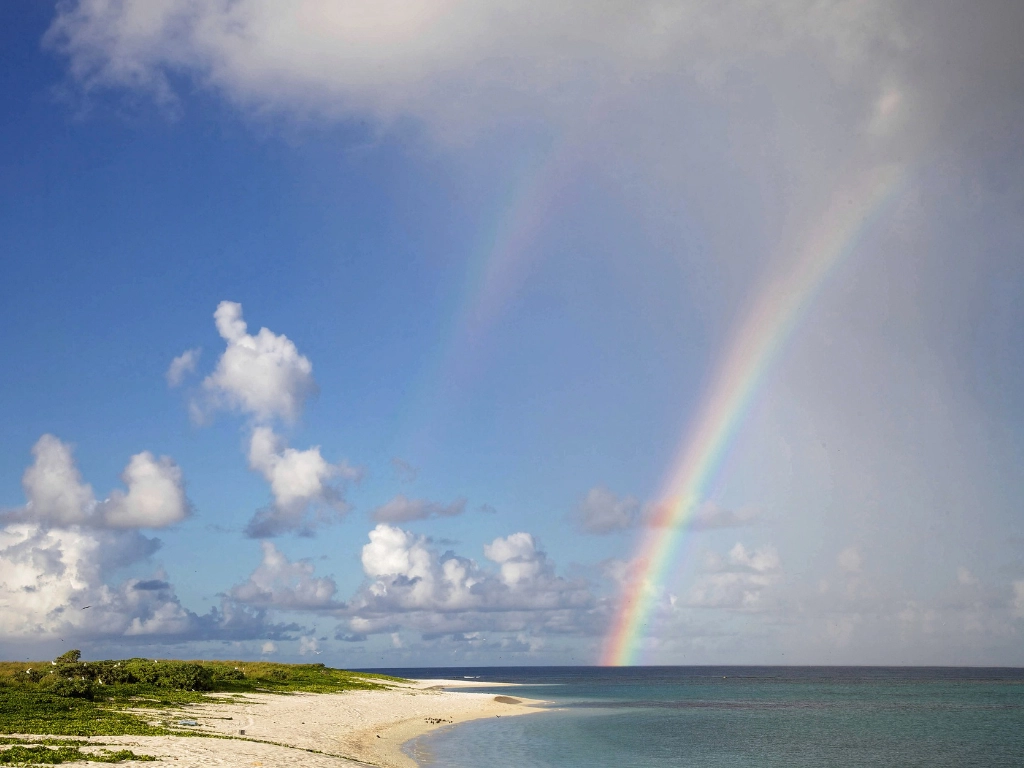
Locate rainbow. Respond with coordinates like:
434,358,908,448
601,165,904,666
401,135,581,450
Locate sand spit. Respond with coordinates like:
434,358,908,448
32,679,544,768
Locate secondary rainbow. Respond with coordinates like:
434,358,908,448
601,165,904,666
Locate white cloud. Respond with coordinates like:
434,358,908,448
0,523,178,638
728,542,781,574
0,436,306,650
346,524,595,638
868,83,904,136
360,524,438,606
0,518,302,654
100,451,190,528
371,494,466,523
198,301,315,424
166,347,200,387
484,532,546,587
298,635,320,655
837,546,863,574
169,303,353,538
44,0,905,138
21,434,95,526
244,426,357,537
572,486,640,534
957,566,979,586
688,542,782,610
229,541,342,611
15,435,189,530
599,557,639,590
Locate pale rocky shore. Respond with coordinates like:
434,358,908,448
52,679,545,768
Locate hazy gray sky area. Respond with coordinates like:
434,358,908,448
1,1,1022,665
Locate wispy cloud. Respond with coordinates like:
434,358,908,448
371,495,466,524
165,347,200,388
573,487,757,535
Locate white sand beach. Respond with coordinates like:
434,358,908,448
36,679,545,768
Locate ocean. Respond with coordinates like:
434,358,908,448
364,667,1024,767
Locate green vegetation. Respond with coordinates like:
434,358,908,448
0,736,156,765
0,651,405,763
0,745,154,764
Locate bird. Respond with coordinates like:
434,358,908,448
82,605,91,610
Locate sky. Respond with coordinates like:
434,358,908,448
1,1,1023,667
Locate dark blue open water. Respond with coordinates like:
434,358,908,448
362,667,1024,767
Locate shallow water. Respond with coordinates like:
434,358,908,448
363,667,1024,767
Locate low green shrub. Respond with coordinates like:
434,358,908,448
44,678,95,700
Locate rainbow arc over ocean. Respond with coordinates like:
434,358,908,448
602,165,904,666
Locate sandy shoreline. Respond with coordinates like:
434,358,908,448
14,678,546,768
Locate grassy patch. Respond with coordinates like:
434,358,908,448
0,745,154,764
0,652,405,738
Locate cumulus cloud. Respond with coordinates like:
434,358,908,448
360,525,436,597
20,434,95,526
0,435,303,650
197,301,315,424
244,426,358,537
14,434,189,530
484,532,548,588
370,494,466,524
344,524,595,639
0,522,290,645
229,541,342,611
166,347,200,387
100,452,191,528
688,543,782,610
168,303,353,538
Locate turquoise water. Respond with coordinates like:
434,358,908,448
367,667,1024,767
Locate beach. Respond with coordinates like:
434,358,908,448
37,679,543,768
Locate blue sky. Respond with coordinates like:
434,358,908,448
1,1,1023,666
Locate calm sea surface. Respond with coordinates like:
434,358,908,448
362,667,1024,767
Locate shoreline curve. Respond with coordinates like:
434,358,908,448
33,677,547,768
